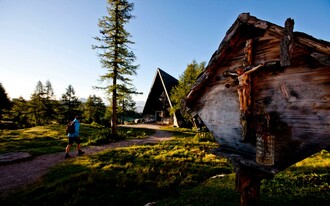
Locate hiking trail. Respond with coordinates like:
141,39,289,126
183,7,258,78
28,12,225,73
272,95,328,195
0,124,173,197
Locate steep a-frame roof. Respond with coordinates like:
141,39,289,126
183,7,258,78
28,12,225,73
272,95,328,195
142,68,178,115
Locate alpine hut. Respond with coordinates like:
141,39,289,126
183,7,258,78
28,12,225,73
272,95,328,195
143,68,182,126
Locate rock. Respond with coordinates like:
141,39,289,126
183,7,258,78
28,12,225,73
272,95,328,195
0,152,32,165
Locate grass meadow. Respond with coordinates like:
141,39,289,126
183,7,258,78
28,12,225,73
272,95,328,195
0,125,329,205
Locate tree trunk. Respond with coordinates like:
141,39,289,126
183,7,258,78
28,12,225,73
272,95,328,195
111,3,119,139
112,69,118,139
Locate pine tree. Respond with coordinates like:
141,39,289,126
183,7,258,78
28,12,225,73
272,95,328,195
117,92,136,123
45,80,54,100
44,80,56,123
0,82,12,121
29,81,46,125
11,97,29,128
170,60,206,123
29,80,57,125
61,85,81,122
83,95,106,124
93,0,139,138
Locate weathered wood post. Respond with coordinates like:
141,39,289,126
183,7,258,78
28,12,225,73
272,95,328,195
212,148,276,206
280,18,294,66
237,165,261,206
235,164,273,206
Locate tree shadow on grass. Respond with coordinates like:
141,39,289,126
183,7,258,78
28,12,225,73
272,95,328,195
0,141,233,206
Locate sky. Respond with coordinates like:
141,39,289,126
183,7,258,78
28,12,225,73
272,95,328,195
1,0,329,107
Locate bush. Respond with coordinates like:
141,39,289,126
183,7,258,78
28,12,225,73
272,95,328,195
118,127,154,140
194,131,214,142
88,128,111,145
90,121,104,128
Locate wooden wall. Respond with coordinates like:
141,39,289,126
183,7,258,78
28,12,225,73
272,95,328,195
253,58,330,169
194,28,330,171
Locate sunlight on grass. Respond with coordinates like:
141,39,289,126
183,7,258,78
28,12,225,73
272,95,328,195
0,125,69,155
0,124,153,155
1,126,329,206
260,150,330,205
294,150,330,168
0,128,233,205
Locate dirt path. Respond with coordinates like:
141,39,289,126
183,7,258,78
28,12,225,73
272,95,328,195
0,124,173,197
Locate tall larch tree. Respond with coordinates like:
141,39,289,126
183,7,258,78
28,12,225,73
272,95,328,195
44,80,56,123
93,0,139,138
29,81,46,125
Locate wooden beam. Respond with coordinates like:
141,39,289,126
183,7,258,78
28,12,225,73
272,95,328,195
243,39,253,67
280,18,294,66
311,52,330,66
295,34,330,54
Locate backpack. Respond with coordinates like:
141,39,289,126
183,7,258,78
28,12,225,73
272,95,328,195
66,121,75,134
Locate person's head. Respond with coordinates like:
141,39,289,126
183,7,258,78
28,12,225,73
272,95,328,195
236,67,244,75
75,116,81,121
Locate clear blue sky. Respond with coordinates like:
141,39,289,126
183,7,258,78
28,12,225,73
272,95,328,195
1,0,329,106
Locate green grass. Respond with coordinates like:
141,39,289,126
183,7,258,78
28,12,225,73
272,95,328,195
0,124,69,155
157,173,239,206
0,126,329,206
260,150,330,205
118,126,155,140
0,128,231,205
0,124,154,156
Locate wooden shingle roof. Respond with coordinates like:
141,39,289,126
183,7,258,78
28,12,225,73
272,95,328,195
186,13,330,107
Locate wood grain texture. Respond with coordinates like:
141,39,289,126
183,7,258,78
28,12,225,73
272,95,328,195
185,13,330,173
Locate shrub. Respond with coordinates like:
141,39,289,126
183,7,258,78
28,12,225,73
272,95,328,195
90,121,104,128
88,128,111,145
194,132,214,142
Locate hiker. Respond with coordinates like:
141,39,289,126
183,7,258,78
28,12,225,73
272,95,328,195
65,116,85,158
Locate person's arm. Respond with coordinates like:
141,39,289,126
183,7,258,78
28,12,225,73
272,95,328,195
245,64,263,74
223,70,238,77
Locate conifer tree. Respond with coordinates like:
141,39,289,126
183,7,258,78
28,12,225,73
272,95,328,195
29,80,57,125
0,82,11,121
83,95,106,124
44,80,56,123
117,92,136,123
93,0,139,138
61,85,81,121
170,60,205,123
11,97,29,128
29,81,46,125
